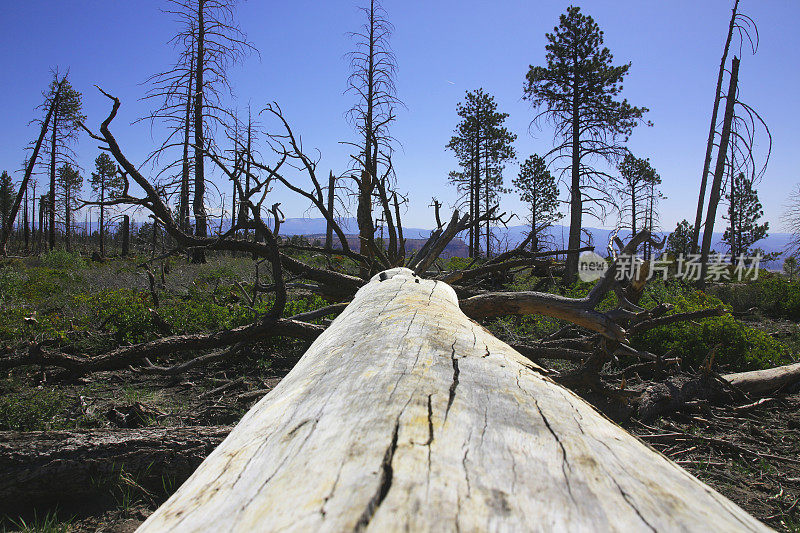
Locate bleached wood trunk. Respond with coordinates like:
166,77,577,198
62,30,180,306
725,362,800,396
138,268,768,532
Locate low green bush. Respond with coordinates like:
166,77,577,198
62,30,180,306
40,250,87,270
708,273,800,320
633,288,791,371
0,387,90,431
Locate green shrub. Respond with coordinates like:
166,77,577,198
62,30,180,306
444,256,478,271
40,250,87,270
705,273,800,320
633,289,791,371
0,266,24,302
0,388,72,431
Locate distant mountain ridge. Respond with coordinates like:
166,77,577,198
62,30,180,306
271,218,792,268
75,216,792,267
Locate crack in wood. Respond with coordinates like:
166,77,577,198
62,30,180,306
444,341,459,423
533,398,576,505
612,478,657,532
353,420,400,532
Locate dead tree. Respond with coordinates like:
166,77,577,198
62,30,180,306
692,0,759,252
345,0,404,273
141,0,256,263
696,52,775,285
0,81,61,256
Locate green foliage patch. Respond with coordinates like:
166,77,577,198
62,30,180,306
710,274,800,321
0,385,99,431
634,284,792,372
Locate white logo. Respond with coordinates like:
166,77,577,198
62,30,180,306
578,251,608,282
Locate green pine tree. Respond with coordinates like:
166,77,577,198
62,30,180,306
446,89,516,257
56,164,83,252
89,153,124,257
43,74,85,250
616,153,661,237
0,171,14,237
723,172,768,260
666,219,694,259
524,6,650,282
513,155,561,252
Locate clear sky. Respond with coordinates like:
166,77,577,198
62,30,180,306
1,0,797,233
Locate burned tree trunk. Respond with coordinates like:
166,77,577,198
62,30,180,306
121,214,130,257
699,56,740,285
139,268,767,532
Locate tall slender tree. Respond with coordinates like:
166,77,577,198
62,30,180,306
523,6,649,282
41,75,84,250
56,164,82,252
693,0,759,252
699,57,739,284
447,89,515,257
615,153,660,238
89,153,124,257
0,78,64,256
346,0,403,269
513,155,560,252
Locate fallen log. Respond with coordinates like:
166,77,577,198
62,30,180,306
638,362,800,419
723,362,800,395
0,425,230,512
139,268,767,532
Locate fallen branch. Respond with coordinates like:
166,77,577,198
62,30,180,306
0,319,324,375
460,291,626,341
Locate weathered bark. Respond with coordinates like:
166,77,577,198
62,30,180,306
564,51,582,284
638,362,800,420
460,290,626,341
98,178,105,256
49,101,58,251
23,184,29,251
325,171,335,250
192,0,208,264
180,50,194,235
0,426,229,511
140,268,766,532
64,177,72,252
699,56,740,285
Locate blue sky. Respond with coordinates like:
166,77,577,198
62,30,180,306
1,0,797,233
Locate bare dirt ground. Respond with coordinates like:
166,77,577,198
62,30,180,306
626,390,800,532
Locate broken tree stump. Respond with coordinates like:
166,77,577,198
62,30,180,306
138,268,768,532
